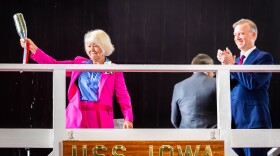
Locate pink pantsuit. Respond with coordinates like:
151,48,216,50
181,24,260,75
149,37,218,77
30,48,133,128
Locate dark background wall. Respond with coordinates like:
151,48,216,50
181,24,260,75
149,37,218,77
1,0,280,155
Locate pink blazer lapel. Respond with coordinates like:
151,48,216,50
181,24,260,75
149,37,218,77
99,73,109,99
68,71,82,102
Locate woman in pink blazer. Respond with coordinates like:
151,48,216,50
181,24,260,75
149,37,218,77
20,29,133,128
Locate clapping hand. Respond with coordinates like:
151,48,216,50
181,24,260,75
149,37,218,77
217,47,236,65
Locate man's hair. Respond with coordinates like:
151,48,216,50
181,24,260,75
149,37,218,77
191,53,214,65
233,18,258,40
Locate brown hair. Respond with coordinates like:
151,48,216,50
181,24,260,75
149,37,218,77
191,53,214,65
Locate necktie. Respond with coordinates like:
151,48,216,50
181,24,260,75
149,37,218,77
238,55,246,65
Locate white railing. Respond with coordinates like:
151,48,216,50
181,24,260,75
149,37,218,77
0,64,280,156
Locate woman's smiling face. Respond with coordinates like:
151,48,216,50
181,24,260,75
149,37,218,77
85,42,105,64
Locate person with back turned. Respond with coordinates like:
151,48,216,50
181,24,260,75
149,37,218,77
20,29,133,129
171,53,217,128
217,18,273,156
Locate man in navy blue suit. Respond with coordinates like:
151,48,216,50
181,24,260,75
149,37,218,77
217,18,274,156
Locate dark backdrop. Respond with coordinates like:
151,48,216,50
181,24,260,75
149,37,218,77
1,0,280,155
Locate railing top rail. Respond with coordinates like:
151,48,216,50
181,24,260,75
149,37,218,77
0,64,280,72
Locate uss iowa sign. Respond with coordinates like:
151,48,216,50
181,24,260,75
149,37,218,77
63,140,224,156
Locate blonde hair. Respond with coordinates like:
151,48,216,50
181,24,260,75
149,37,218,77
233,18,258,41
84,29,115,56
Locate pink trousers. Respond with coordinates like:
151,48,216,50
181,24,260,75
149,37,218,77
80,101,113,128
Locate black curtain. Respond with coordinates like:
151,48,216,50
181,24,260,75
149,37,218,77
1,0,280,155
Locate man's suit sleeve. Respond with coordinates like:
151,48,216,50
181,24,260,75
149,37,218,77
230,52,273,90
171,85,180,128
